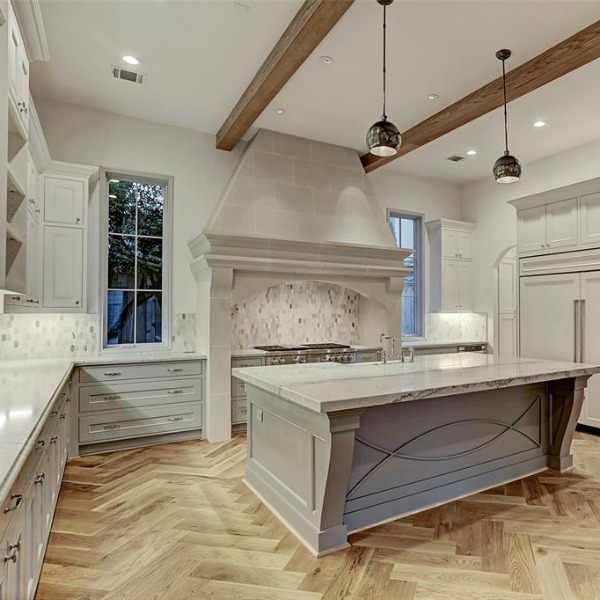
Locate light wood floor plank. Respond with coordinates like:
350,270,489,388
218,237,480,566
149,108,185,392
35,431,600,599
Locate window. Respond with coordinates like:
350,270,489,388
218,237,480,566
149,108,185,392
388,211,423,337
102,171,171,348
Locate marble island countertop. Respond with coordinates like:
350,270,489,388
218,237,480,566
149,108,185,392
0,351,206,504
233,352,600,414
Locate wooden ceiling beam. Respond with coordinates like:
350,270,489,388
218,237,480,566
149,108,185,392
216,0,354,151
361,19,600,173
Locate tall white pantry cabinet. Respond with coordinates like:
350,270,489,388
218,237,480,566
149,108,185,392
511,177,600,428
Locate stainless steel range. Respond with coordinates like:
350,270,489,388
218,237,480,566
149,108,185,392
253,343,360,365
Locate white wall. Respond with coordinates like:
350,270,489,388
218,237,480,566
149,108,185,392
461,136,600,350
368,169,463,316
35,97,243,314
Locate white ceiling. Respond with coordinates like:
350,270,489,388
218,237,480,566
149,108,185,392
31,0,600,184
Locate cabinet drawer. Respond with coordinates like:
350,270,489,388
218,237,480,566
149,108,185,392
79,402,203,444
232,399,248,424
231,357,263,368
79,361,203,384
356,351,380,363
231,376,247,398
0,469,26,540
79,378,203,413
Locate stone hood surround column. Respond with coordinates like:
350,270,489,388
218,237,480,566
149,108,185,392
188,130,412,442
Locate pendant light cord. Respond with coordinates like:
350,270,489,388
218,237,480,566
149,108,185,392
382,4,387,120
502,58,509,154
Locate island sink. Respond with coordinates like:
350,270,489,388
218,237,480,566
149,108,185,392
233,353,600,556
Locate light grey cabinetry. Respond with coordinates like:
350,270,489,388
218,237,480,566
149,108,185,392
0,380,71,600
231,357,264,426
76,360,205,451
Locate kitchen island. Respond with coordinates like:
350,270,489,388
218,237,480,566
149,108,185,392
233,353,600,556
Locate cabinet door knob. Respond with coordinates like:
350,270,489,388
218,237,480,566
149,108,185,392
3,494,23,514
74,300,80,305
75,217,81,223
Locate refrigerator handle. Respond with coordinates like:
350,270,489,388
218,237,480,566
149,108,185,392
574,299,580,363
581,299,586,363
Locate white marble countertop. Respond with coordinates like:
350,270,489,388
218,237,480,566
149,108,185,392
233,353,600,414
0,351,206,504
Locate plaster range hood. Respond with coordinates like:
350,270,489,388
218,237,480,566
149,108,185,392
188,129,412,442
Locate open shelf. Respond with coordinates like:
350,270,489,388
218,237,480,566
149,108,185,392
8,97,28,147
6,222,25,245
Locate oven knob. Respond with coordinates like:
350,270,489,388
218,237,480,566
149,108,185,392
333,355,340,362
278,358,285,365
321,356,330,362
292,356,302,364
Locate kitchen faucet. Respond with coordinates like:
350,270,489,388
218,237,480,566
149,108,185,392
380,333,396,364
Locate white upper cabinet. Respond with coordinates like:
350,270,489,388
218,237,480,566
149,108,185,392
441,229,472,260
518,205,546,254
42,226,83,309
518,198,578,256
580,192,600,247
546,197,578,250
426,219,476,312
44,178,84,225
512,179,600,257
7,1,29,132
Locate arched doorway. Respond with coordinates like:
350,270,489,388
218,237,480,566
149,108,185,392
494,246,517,356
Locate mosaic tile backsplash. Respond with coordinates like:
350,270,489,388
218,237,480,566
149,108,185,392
172,313,197,352
0,313,99,360
232,282,361,350
0,312,197,360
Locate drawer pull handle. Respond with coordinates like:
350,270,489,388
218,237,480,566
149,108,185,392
104,372,122,377
103,424,121,430
167,390,183,395
4,551,17,563
50,436,58,445
3,494,23,514
167,416,184,422
104,395,122,401
36,440,46,449
59,414,66,420
167,368,184,373
34,473,45,485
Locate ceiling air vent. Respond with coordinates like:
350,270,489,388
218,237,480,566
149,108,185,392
111,66,146,84
446,154,465,163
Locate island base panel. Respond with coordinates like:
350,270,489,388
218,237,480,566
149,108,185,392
244,376,588,555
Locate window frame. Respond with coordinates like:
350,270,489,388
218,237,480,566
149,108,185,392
387,209,424,338
99,168,173,352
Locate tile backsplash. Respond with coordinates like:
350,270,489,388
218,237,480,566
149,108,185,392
424,312,488,342
0,313,99,360
0,312,198,360
172,313,197,352
232,282,361,350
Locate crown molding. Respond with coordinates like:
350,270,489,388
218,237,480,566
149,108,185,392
47,160,99,182
12,0,49,62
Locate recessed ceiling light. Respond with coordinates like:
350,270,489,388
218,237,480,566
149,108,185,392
428,93,439,100
122,55,141,66
466,150,477,156
533,120,546,128
320,56,334,65
275,108,285,115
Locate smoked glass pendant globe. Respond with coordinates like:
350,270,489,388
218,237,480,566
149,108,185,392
493,151,522,183
367,118,401,157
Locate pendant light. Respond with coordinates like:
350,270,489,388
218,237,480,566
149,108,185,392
493,49,521,183
366,0,401,157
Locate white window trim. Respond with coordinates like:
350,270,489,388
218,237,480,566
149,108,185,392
99,168,173,352
387,209,424,338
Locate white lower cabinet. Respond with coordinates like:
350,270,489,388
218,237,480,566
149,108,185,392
76,360,205,452
0,382,71,600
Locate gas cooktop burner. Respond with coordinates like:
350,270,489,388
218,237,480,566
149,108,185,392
300,343,351,350
253,345,306,352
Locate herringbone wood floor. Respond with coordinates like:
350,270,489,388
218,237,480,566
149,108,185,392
35,430,600,600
